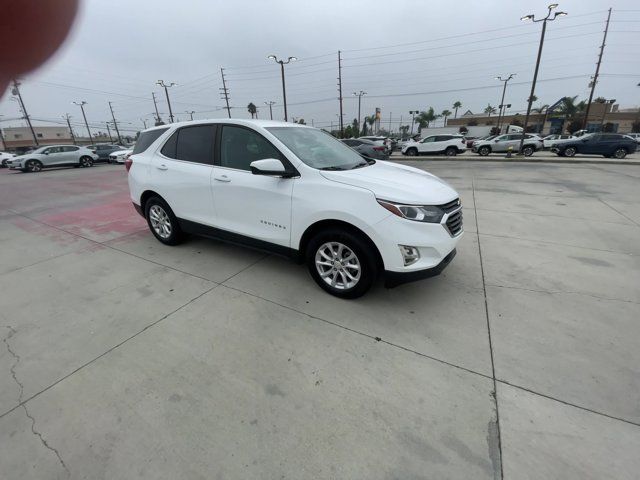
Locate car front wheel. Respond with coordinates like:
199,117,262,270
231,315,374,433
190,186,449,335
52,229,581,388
79,156,94,167
26,160,43,172
563,146,577,157
405,148,418,156
613,148,627,159
478,146,490,156
306,229,378,299
144,196,184,246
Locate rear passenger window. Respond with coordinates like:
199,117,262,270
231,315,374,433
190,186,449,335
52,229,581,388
219,126,282,171
133,128,169,154
161,126,216,164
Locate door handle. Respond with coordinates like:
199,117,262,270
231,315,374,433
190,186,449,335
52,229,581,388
156,164,168,171
214,175,231,182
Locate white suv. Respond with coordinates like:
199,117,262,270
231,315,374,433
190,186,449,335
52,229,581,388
401,134,467,157
127,120,462,298
472,133,543,156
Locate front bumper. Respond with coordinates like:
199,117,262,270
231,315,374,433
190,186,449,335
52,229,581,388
385,249,456,288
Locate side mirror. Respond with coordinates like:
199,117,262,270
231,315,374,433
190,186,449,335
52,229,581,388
44,151,49,155
250,158,294,178
494,139,500,142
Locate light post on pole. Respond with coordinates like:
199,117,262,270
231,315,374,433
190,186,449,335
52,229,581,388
185,110,195,121
352,91,366,136
517,4,567,154
495,74,516,133
73,101,92,143
267,55,297,122
409,110,420,136
157,80,176,123
599,98,616,131
264,101,276,120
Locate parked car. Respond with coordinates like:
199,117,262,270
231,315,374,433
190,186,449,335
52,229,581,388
551,133,638,159
542,134,575,149
464,137,478,148
340,139,389,160
471,135,495,148
472,133,542,156
108,148,133,164
401,135,467,156
358,136,391,154
624,133,640,144
0,151,15,168
89,144,126,162
7,145,98,172
127,120,462,298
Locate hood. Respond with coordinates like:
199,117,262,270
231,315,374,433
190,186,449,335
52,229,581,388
320,161,458,204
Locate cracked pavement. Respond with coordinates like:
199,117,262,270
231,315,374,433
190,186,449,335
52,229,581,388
1,161,639,479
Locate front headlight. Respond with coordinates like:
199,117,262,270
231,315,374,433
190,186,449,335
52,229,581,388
377,199,444,223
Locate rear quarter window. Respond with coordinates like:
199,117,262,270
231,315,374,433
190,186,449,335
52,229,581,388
132,128,169,154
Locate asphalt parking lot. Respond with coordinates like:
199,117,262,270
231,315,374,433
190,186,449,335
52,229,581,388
1,161,639,479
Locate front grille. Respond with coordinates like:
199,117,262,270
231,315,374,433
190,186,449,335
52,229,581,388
439,198,461,213
445,209,463,236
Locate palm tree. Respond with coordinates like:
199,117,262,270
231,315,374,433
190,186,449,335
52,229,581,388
247,102,257,119
441,109,452,127
484,104,497,116
452,101,462,119
415,107,437,132
365,115,376,135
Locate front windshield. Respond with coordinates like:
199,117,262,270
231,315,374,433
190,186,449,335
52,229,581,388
267,127,367,170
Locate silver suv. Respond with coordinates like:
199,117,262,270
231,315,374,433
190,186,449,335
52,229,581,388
8,145,98,172
472,133,543,156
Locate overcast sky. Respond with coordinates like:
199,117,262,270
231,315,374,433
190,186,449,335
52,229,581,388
1,0,639,135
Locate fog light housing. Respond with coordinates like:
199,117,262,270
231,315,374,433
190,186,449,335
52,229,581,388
399,245,420,266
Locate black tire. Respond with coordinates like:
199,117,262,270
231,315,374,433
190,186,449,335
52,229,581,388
306,228,378,299
144,196,184,246
563,146,577,157
613,148,627,159
79,156,94,168
603,154,611,158
1,159,7,168
405,147,418,157
522,145,534,157
445,147,457,157
478,146,491,156
26,160,43,172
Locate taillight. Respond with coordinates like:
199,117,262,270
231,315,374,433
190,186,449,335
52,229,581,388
373,146,385,151
124,156,133,172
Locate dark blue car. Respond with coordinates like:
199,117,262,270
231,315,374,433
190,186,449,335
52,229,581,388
552,133,637,159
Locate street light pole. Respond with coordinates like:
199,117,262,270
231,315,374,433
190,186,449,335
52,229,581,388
264,101,276,120
268,55,297,122
12,80,39,146
73,101,92,143
157,80,176,123
105,122,114,143
186,110,195,121
108,101,122,144
63,114,76,144
518,4,567,154
495,74,516,133
599,99,616,131
352,91,366,136
409,110,419,135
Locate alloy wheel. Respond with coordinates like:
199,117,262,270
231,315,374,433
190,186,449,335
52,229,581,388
149,205,172,239
314,242,361,290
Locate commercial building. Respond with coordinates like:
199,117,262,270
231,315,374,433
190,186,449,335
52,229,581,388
0,126,111,152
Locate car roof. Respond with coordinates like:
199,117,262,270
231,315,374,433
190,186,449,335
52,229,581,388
140,118,303,134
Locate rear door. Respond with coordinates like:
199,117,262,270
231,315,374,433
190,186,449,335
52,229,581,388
150,125,217,226
211,124,294,247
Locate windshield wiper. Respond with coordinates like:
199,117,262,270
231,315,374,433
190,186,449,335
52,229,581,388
319,166,347,171
351,159,375,169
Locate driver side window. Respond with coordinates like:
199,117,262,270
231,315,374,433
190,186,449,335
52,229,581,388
219,126,282,171
421,137,436,143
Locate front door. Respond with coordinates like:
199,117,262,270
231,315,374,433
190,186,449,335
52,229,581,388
212,124,294,248
43,146,67,166
418,136,438,153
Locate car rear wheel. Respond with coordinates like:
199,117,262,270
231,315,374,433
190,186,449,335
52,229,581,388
405,148,418,156
445,147,457,156
563,146,577,157
613,148,627,159
306,229,378,299
26,160,43,172
478,146,491,156
522,145,534,157
145,196,184,246
79,156,94,167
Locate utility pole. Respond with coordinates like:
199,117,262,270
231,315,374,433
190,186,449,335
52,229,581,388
0,116,5,149
337,50,344,137
141,118,148,129
388,112,392,133
73,101,92,143
495,74,516,132
12,80,39,146
518,4,567,154
186,110,195,121
352,91,366,135
582,8,612,130
157,80,176,123
105,122,114,143
268,55,297,121
108,101,122,144
220,68,231,118
264,101,276,120
152,92,162,124
63,114,76,144
409,110,419,135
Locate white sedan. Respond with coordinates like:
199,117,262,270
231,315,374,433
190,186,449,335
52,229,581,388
108,149,133,164
0,151,15,168
543,134,575,149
